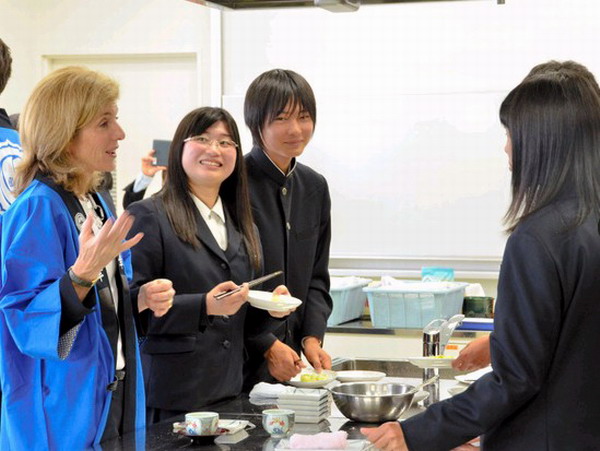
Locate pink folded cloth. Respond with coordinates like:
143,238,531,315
289,431,348,449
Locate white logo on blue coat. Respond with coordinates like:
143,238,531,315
0,139,23,213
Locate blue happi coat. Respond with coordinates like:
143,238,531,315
0,179,145,450
0,108,22,214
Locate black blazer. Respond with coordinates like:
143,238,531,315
122,181,146,209
243,147,333,387
402,196,600,450
127,196,274,411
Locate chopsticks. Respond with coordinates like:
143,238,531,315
213,270,283,301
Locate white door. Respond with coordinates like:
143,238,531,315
48,53,199,212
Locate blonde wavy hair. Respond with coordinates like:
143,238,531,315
15,66,119,196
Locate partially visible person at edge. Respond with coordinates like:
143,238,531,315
451,60,600,375
127,106,292,423
0,66,174,449
96,148,166,211
122,149,166,209
363,60,600,450
242,69,333,389
0,38,22,214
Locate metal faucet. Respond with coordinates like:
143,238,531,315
421,314,464,406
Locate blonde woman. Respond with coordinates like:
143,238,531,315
0,66,173,449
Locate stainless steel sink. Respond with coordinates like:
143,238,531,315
331,357,460,380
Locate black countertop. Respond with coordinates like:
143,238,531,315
101,395,381,450
99,315,484,450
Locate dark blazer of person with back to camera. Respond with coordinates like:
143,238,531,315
363,60,600,451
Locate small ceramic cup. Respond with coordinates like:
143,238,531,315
262,409,295,438
185,411,219,436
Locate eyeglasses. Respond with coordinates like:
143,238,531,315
184,135,238,150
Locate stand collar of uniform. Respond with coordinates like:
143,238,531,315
250,146,297,184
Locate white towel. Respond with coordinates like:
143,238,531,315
249,382,288,405
289,431,348,449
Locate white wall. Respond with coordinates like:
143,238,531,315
0,0,220,202
0,0,38,111
222,0,600,118
3,0,600,284
2,0,218,100
221,0,600,278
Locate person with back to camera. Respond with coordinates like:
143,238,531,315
362,61,600,450
0,38,22,214
242,69,333,388
126,106,293,423
451,60,600,375
0,66,175,449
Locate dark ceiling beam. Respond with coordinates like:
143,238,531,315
188,0,501,11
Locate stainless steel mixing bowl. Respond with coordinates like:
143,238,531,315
330,382,417,423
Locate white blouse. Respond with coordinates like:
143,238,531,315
78,195,125,371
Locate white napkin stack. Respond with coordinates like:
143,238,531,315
277,387,331,423
249,382,288,405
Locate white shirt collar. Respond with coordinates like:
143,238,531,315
191,194,228,250
191,194,226,224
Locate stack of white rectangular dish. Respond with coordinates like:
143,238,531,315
277,387,331,423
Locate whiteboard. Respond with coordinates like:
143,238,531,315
224,90,511,263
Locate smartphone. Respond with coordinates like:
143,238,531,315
152,139,171,167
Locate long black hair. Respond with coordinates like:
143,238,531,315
159,107,261,271
500,61,600,232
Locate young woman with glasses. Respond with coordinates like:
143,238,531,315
126,106,290,422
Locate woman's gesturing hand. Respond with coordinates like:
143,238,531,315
72,211,144,281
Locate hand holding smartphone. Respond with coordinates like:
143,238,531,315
152,139,171,167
